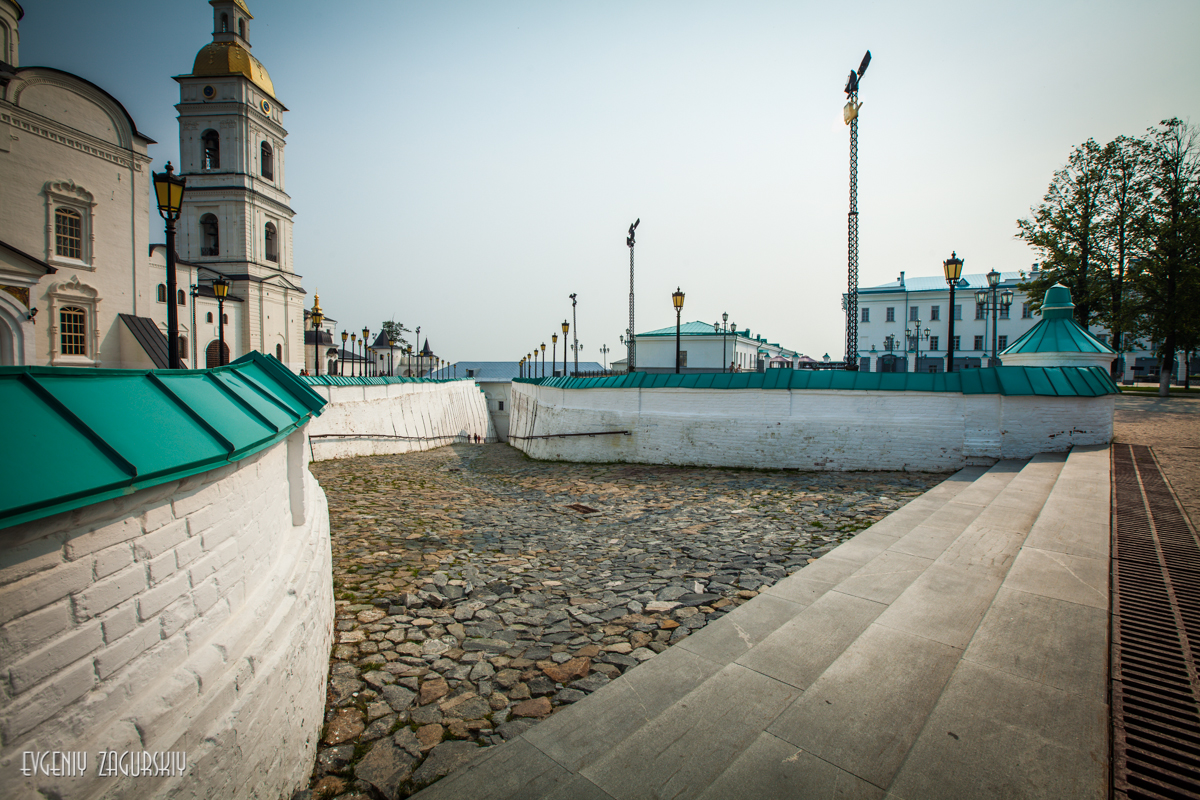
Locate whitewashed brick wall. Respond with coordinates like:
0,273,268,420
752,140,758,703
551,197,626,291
508,384,1114,470
0,430,333,800
305,380,497,461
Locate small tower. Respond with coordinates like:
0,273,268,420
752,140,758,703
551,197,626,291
174,0,304,370
1000,284,1116,370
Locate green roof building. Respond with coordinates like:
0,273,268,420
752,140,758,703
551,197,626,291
1000,284,1116,370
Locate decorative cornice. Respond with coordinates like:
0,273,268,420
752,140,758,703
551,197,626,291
1,109,150,170
48,274,99,299
180,185,296,216
44,179,95,205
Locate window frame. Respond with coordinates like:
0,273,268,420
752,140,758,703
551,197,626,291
930,305,940,322
973,335,984,351
260,141,274,180
46,275,101,366
200,214,220,257
44,181,96,270
885,307,895,323
861,307,869,323
157,284,168,303
264,221,279,263
201,129,221,170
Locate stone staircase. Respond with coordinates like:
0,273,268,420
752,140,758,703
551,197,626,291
412,445,1112,800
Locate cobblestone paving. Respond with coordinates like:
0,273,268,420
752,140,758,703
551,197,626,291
301,444,946,799
1114,394,1200,526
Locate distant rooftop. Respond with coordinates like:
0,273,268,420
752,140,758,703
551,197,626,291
449,361,606,382
860,271,1027,294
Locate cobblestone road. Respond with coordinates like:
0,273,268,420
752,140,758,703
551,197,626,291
1114,394,1200,526
302,445,945,799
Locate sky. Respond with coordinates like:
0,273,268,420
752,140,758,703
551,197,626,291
17,0,1200,363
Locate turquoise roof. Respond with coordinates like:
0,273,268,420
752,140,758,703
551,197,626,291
0,352,326,531
1001,284,1115,356
515,365,1118,396
860,271,1024,294
638,321,737,337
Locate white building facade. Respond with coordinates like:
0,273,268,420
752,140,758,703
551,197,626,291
0,0,306,371
632,321,802,373
854,268,1174,380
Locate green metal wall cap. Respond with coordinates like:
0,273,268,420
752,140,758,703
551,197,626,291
514,365,1119,396
0,352,327,531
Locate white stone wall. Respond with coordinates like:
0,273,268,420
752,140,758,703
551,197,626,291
0,431,333,800
508,383,1114,471
306,380,497,461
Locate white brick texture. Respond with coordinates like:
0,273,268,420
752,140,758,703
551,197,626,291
0,431,333,800
508,384,1114,471
305,379,496,461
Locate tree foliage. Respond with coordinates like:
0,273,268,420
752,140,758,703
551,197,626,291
379,319,410,349
1016,119,1200,387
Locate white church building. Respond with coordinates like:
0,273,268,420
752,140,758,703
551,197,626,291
0,0,307,370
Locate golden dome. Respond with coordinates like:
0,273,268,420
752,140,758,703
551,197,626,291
190,41,275,99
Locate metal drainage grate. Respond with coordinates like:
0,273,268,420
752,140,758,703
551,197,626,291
1112,443,1200,800
566,504,599,514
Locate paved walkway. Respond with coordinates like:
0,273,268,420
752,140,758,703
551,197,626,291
413,445,1113,799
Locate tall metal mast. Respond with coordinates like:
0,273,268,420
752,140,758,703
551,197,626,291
843,50,870,371
626,218,639,371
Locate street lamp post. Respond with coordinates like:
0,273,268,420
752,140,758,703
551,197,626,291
943,252,963,373
600,344,610,370
551,334,558,376
212,276,230,366
389,338,396,376
340,331,348,376
361,327,370,376
310,295,324,376
672,287,685,373
561,320,569,377
540,342,546,378
626,218,639,372
152,162,187,369
842,50,871,371
349,333,357,376
974,270,1014,366
569,293,579,376
906,318,931,372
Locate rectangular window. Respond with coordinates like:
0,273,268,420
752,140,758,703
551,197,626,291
861,307,869,323
930,305,940,321
953,335,961,351
973,335,984,350
929,336,939,351
1000,305,1010,319
953,304,962,321
55,208,82,259
975,303,985,320
679,351,688,367
498,400,504,411
1022,302,1032,319
998,335,1008,349
910,306,919,322
60,307,87,355
886,307,895,322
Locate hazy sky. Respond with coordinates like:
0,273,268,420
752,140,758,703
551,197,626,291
18,0,1200,362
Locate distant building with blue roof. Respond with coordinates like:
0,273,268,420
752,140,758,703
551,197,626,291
632,321,803,374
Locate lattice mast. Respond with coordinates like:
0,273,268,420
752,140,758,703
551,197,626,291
626,218,639,371
843,51,871,371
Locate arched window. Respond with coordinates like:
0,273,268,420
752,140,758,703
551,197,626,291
202,130,220,169
177,289,186,306
200,214,219,256
59,306,86,355
221,13,229,32
222,313,228,324
206,339,230,368
238,18,246,39
260,142,274,180
275,343,283,360
206,312,213,323
55,208,82,259
179,337,189,363
264,222,278,262
157,284,167,303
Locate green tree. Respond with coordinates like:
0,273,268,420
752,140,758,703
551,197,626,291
1016,138,1108,326
1135,119,1200,396
379,319,410,349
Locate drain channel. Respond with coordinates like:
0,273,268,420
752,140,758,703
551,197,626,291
1112,443,1200,800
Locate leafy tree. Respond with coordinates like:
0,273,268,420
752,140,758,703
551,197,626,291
1135,118,1200,395
1016,138,1107,326
379,319,410,349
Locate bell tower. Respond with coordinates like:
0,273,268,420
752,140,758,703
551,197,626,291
174,0,304,370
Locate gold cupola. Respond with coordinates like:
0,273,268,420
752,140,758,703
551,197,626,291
184,0,277,100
